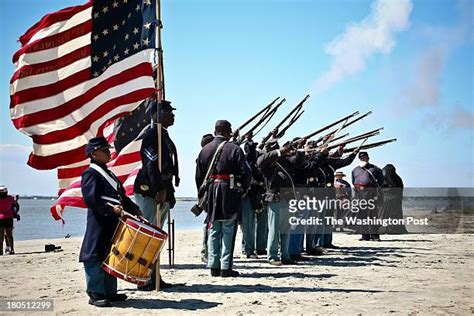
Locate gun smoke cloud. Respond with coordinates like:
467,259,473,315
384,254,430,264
400,0,473,131
311,0,413,95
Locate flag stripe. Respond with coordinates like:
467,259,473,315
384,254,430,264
31,99,143,157
12,68,91,107
11,46,91,85
32,87,154,145
13,20,92,65
17,2,92,49
11,50,152,118
16,33,91,71
12,57,90,94
13,66,153,132
24,7,92,46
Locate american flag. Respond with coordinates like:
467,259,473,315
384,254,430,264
51,100,152,221
10,0,157,170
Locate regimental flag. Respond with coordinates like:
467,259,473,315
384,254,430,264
10,0,158,170
113,97,154,153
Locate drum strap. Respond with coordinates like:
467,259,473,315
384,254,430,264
90,163,119,191
101,196,121,205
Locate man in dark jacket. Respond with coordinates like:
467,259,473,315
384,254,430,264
196,120,251,277
352,151,384,241
288,141,326,260
133,100,178,290
257,139,305,265
80,137,141,307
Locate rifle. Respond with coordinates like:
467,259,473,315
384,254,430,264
232,97,279,141
246,98,286,138
302,111,359,141
259,94,310,147
314,110,372,144
274,94,309,137
328,132,349,144
325,128,383,149
343,138,397,153
276,108,305,138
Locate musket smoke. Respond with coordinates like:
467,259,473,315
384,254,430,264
311,0,413,95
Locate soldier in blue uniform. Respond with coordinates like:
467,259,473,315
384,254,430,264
80,137,142,307
196,120,251,277
257,139,306,265
318,146,357,248
288,140,326,260
351,151,384,241
240,131,265,259
133,100,178,290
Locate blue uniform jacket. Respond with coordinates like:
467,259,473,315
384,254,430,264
79,161,139,263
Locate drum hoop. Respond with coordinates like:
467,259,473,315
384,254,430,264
102,263,148,285
124,217,168,240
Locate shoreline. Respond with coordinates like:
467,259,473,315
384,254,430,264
0,231,472,315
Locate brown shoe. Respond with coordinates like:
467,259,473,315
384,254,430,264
268,259,282,266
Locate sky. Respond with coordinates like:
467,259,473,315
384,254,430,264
0,0,473,197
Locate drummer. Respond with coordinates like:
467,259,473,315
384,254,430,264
80,137,142,308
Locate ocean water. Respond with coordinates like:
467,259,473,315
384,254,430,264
11,199,204,241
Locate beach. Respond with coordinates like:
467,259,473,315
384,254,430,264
0,231,472,315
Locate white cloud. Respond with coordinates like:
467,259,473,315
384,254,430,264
311,0,413,95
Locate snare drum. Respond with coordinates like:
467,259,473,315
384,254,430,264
102,215,168,285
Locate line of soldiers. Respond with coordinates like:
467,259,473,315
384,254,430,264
195,120,385,277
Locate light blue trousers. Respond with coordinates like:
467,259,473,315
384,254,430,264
255,207,268,252
133,193,169,228
207,220,237,270
240,197,256,255
267,200,290,261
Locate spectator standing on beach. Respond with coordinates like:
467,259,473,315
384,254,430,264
0,185,20,255
379,164,408,234
334,171,352,231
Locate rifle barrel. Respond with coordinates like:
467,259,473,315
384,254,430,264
342,110,372,128
303,110,359,140
343,138,397,153
236,97,279,132
274,94,310,131
245,98,287,137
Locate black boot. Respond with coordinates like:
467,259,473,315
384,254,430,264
160,276,173,289
88,292,112,308
220,269,240,277
359,234,370,241
210,268,221,277
107,293,127,302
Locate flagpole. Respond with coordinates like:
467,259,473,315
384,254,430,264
155,0,164,292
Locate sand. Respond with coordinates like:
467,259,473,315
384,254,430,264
0,231,472,315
